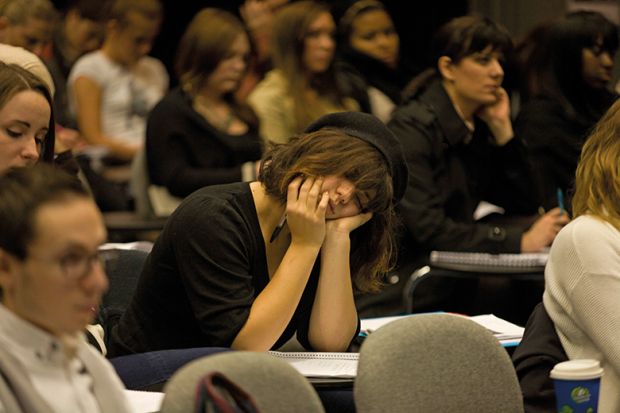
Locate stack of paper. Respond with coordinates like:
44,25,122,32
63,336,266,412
360,313,524,347
124,390,164,413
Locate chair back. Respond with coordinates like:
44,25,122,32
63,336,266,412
161,351,325,413
96,244,151,345
100,246,150,316
355,313,524,413
130,147,155,218
131,146,182,218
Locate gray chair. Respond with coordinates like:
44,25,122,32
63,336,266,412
354,313,524,413
161,351,325,413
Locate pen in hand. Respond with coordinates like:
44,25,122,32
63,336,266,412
556,188,565,214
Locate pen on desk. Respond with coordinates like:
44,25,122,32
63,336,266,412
556,188,565,214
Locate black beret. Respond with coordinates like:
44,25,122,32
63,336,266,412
304,112,408,203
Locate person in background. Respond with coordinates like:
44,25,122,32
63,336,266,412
236,0,289,101
0,0,57,58
366,16,569,318
0,43,54,98
0,164,132,413
544,98,620,413
333,0,418,123
44,0,107,133
107,112,407,356
146,8,262,204
0,62,54,175
248,0,358,144
514,11,618,212
68,0,168,162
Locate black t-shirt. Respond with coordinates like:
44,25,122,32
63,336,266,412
108,183,321,356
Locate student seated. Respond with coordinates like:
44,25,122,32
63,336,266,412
44,0,107,132
146,8,262,200
0,0,57,58
106,112,407,356
67,0,168,162
366,16,569,317
514,11,618,212
0,62,55,175
0,164,132,413
544,99,620,413
332,0,418,123
247,1,358,144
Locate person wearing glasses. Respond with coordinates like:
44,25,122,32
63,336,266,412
514,11,618,212
0,164,132,413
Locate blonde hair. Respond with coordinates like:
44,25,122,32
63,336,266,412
572,98,620,230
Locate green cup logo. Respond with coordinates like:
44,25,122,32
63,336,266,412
570,386,591,404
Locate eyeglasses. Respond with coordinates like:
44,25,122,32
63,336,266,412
587,44,615,58
58,249,119,281
25,249,118,281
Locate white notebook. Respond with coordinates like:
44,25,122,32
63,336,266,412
268,351,358,379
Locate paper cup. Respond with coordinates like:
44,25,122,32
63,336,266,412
550,359,603,413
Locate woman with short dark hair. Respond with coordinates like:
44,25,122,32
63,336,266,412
379,16,569,317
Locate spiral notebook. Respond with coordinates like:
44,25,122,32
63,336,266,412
268,351,358,381
430,250,549,273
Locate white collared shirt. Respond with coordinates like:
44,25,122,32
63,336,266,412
0,304,101,413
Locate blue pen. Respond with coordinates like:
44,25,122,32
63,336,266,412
557,188,565,214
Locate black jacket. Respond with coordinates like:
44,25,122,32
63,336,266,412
388,79,540,271
512,302,568,413
514,92,616,211
335,47,416,114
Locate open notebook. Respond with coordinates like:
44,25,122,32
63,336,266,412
268,351,358,387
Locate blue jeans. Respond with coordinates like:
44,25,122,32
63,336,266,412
109,347,230,391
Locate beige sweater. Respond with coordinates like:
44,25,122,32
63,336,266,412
544,215,620,413
247,69,358,144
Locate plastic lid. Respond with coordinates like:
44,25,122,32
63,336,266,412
550,359,604,380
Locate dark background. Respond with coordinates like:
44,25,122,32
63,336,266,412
52,0,468,86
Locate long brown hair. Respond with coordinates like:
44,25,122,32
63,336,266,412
270,1,349,132
175,8,257,128
572,98,620,230
0,62,54,163
259,129,398,292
